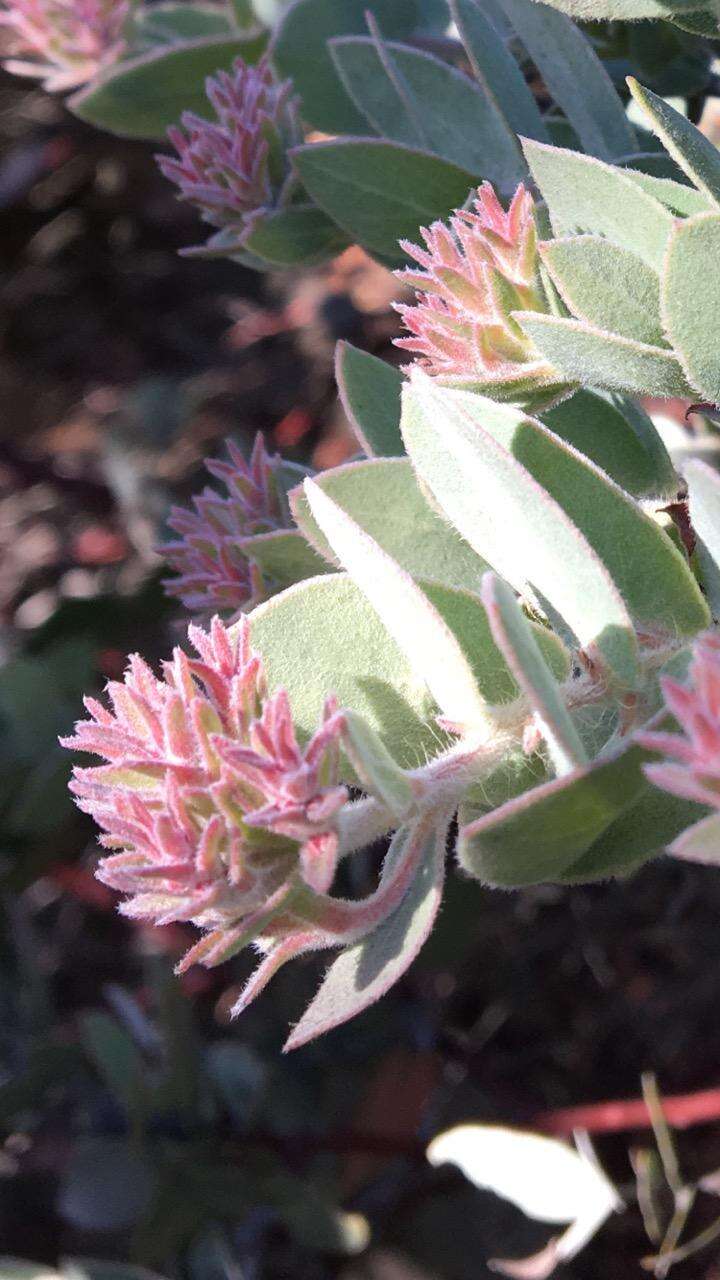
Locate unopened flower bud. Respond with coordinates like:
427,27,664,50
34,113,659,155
161,434,290,619
61,616,349,974
0,0,128,90
157,55,300,254
639,630,720,811
395,183,567,408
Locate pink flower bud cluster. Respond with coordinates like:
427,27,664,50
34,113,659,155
394,183,556,394
162,434,288,618
0,0,128,91
157,55,298,238
640,631,720,810
61,616,348,976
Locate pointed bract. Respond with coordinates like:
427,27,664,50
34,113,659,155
639,632,720,841
394,183,563,400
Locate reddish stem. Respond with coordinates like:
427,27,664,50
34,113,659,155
534,1086,720,1137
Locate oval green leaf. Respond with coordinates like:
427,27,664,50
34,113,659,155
70,33,267,138
290,140,478,264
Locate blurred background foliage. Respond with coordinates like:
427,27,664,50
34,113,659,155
5,12,720,1278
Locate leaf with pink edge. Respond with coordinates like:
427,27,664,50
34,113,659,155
481,573,587,776
514,314,692,397
458,738,655,886
523,140,674,270
290,457,490,593
621,167,712,218
303,478,489,729
335,341,405,458
627,79,720,208
328,36,524,186
284,816,446,1050
533,0,711,15
560,790,712,881
539,237,664,346
662,212,720,404
401,375,640,689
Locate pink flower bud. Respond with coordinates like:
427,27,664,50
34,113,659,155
61,616,349,972
0,0,128,91
394,183,561,400
161,433,289,618
639,631,720,809
157,55,299,240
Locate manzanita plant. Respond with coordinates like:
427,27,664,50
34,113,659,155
10,0,720,1045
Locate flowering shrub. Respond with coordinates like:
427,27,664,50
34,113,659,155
4,0,710,1051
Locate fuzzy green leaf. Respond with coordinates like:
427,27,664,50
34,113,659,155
302,479,488,727
285,818,445,1050
450,0,548,143
70,33,267,138
621,167,713,217
466,381,707,638
628,78,720,208
403,377,709,683
499,0,637,160
241,206,349,266
531,0,712,16
328,37,524,186
670,9,720,35
249,573,568,775
290,457,491,593
662,212,720,403
238,529,330,587
335,342,404,457
291,140,478,263
249,574,440,769
540,236,664,346
458,737,652,885
541,389,677,499
421,578,571,701
131,2,234,45
272,0,424,134
558,790,711,880
516,313,693,397
523,140,674,270
482,573,588,775
401,376,638,688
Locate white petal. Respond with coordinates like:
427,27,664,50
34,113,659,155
426,1124,620,1225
